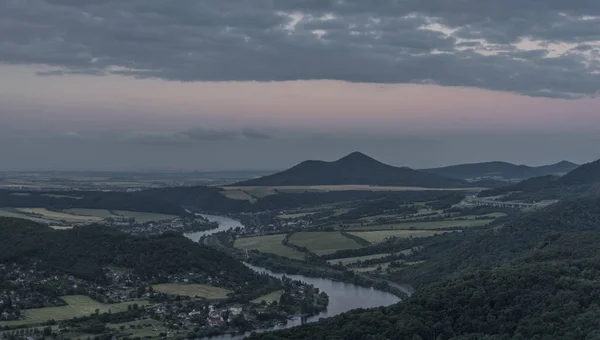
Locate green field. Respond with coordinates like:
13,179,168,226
346,219,490,231
277,212,313,219
234,234,306,260
289,232,363,255
0,208,58,224
348,230,454,243
63,208,117,218
41,194,83,199
251,290,284,304
17,208,102,223
152,283,231,299
327,253,393,266
107,319,167,338
220,189,257,202
112,210,178,222
0,296,148,327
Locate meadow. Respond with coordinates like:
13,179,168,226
234,234,306,260
63,208,116,218
288,232,363,255
112,210,178,223
326,253,393,266
152,284,231,299
251,290,284,304
16,208,102,223
345,219,491,231
0,295,148,327
348,230,455,243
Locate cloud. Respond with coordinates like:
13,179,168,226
2,0,600,98
124,128,274,144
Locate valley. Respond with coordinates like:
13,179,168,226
2,154,600,339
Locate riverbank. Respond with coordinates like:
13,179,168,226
185,214,406,340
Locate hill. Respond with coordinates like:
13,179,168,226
422,160,578,180
0,217,268,290
234,152,469,188
556,158,600,186
478,158,600,201
249,197,600,340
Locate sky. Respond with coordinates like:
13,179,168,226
2,0,600,171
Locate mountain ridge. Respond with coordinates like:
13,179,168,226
422,160,579,180
233,152,469,188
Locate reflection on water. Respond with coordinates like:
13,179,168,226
184,214,244,242
184,215,401,340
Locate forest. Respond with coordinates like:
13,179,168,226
248,197,600,339
0,218,269,291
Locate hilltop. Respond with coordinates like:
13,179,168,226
234,152,469,188
422,160,578,181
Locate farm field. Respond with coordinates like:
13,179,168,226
345,219,491,231
0,208,56,224
327,253,393,266
63,208,116,218
289,232,363,255
234,234,306,260
152,284,231,299
49,225,74,230
224,185,483,194
112,210,178,222
277,212,313,219
16,208,102,223
352,262,393,273
348,230,455,243
251,290,284,304
0,295,148,327
41,194,82,199
220,189,257,202
107,319,167,338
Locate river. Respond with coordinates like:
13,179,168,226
184,214,401,340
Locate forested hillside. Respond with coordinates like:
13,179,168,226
423,160,578,180
235,152,468,188
0,218,264,289
249,198,600,340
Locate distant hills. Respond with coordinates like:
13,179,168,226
422,160,579,181
556,158,600,186
234,152,469,188
479,157,600,200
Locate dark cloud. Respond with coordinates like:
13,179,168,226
2,0,600,98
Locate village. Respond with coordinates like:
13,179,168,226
0,259,329,339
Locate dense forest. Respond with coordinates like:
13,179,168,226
0,218,268,290
0,190,185,215
248,197,600,339
0,187,472,215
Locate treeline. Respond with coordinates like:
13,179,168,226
2,187,471,216
248,198,600,340
0,190,184,215
0,218,269,290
